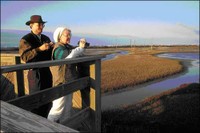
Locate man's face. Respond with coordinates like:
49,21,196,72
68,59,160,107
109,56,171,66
31,23,45,35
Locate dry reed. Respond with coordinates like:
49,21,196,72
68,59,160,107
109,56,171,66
101,47,187,93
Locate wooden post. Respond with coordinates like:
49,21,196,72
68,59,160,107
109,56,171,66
15,56,25,97
0,54,25,96
73,60,101,132
89,59,101,132
94,59,101,132
73,62,90,109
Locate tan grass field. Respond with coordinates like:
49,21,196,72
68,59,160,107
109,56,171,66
101,46,199,93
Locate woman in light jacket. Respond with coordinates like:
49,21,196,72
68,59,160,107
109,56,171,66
48,27,86,123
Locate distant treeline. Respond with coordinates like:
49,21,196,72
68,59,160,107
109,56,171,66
88,44,199,48
1,47,19,52
1,45,199,51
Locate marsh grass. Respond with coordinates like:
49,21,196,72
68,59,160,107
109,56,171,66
102,83,200,133
101,47,185,93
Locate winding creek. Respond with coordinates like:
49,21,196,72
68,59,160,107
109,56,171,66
101,52,199,111
101,51,129,61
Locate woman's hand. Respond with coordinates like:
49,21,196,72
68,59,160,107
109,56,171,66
79,41,86,48
79,38,86,48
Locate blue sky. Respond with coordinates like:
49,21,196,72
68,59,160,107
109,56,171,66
1,1,199,45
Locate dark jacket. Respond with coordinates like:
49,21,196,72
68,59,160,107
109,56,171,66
19,31,53,91
19,32,52,63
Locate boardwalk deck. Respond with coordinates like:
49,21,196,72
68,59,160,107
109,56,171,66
1,100,78,132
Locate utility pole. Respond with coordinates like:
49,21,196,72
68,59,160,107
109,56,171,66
151,38,153,50
115,37,117,48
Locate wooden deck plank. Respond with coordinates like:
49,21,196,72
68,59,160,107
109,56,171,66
1,100,78,132
63,107,91,128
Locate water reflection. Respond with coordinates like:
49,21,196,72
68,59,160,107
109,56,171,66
102,51,129,61
157,52,199,60
102,53,199,110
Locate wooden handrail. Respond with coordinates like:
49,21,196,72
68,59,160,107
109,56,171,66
0,55,105,73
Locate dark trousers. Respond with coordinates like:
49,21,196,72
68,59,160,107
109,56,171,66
28,68,52,118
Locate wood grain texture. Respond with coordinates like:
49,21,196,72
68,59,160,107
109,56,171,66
1,100,78,132
8,77,90,111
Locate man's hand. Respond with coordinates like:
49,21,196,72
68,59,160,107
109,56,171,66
49,42,55,48
38,43,51,51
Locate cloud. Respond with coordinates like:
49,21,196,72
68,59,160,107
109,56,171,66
71,20,199,44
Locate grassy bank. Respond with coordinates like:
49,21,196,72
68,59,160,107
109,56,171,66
102,83,200,133
101,46,199,93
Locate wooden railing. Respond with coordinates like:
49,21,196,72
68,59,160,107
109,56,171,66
0,55,105,132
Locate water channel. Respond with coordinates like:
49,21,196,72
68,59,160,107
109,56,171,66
101,52,199,111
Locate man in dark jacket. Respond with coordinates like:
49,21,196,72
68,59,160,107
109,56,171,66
19,15,53,118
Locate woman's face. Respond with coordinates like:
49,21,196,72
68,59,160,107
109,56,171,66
60,29,71,44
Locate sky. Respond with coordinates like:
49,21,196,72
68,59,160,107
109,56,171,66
1,1,199,45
